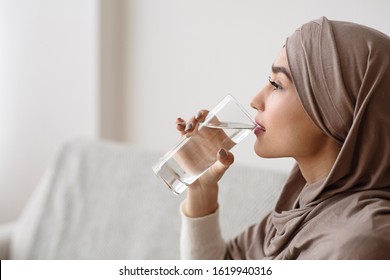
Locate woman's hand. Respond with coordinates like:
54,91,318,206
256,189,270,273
176,110,235,218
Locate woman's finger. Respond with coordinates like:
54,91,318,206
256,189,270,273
194,110,209,122
202,148,234,183
176,117,187,136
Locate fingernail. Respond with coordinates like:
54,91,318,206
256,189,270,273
219,148,227,159
185,122,193,132
176,118,186,126
195,111,203,120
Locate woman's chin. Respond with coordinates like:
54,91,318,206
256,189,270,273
254,145,284,159
254,146,270,158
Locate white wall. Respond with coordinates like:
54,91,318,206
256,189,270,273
122,0,390,172
0,0,99,223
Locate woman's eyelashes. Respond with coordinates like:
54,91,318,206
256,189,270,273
268,76,282,91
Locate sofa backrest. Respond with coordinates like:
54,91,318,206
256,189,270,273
10,140,287,259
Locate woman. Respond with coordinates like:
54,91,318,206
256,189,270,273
177,17,390,259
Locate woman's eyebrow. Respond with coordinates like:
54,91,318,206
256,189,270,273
272,64,292,82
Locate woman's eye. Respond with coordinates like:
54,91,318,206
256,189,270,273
268,77,282,90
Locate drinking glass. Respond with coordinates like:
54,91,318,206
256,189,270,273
152,94,256,195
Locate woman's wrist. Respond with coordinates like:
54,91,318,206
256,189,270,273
184,185,219,218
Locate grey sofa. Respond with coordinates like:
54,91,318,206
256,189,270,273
0,140,287,259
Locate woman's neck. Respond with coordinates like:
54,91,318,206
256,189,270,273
296,139,341,184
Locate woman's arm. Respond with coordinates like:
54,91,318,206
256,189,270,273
177,110,234,259
180,201,226,259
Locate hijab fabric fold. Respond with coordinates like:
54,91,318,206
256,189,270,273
226,17,390,259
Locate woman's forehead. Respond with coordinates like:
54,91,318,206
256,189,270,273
273,48,289,69
272,48,292,81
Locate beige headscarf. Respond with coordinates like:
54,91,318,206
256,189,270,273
226,17,390,259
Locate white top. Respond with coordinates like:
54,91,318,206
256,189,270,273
179,201,227,259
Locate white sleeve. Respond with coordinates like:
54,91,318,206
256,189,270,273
179,201,227,260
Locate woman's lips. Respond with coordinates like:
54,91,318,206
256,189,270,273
254,121,266,135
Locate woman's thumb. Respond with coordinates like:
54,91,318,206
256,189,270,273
209,148,234,179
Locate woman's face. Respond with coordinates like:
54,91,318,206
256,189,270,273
251,48,331,160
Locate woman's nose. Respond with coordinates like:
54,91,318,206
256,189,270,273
250,87,266,111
